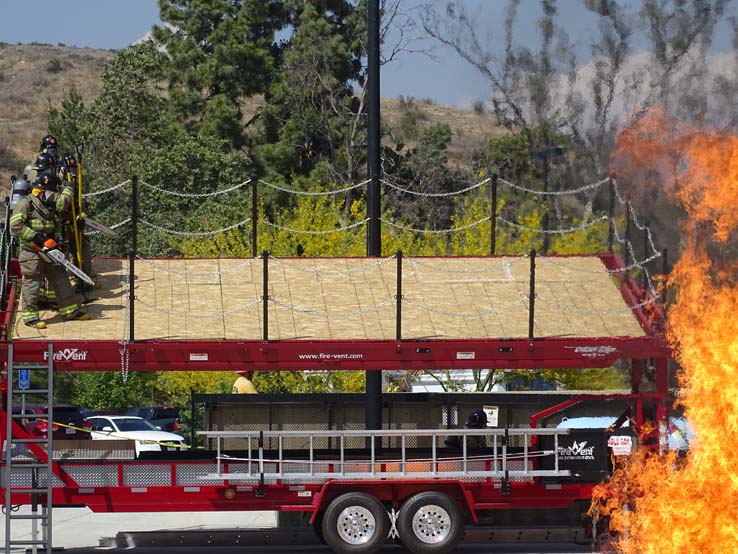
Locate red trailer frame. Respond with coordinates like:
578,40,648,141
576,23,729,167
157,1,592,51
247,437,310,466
0,253,671,553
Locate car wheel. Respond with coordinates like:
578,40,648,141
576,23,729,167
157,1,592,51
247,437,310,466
321,492,389,554
396,491,463,554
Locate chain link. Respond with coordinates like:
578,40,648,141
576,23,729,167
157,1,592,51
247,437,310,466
261,218,369,235
380,217,490,234
138,217,250,236
135,296,262,318
381,177,490,197
258,179,368,196
498,215,609,234
269,254,396,275
84,218,131,236
538,294,661,316
498,177,608,196
537,252,662,275
407,255,529,274
403,295,529,318
268,297,395,318
82,179,131,198
140,179,251,198
135,255,260,277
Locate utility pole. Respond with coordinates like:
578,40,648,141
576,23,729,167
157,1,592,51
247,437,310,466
365,0,382,434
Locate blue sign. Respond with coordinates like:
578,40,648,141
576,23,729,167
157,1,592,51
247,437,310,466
18,369,30,390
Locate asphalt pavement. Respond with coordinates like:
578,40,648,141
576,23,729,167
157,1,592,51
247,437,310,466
1,506,600,553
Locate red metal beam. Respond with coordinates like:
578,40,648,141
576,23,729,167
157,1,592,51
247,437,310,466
0,336,670,372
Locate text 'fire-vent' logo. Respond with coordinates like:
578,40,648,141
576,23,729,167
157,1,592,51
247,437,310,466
43,348,88,361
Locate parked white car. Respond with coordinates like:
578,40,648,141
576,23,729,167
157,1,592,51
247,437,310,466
87,416,188,457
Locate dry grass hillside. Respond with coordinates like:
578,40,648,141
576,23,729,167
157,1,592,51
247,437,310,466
0,43,501,197
0,43,115,190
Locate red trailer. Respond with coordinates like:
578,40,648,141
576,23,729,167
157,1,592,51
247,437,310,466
1,253,671,554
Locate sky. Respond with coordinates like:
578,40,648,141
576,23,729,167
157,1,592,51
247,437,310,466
1,1,736,108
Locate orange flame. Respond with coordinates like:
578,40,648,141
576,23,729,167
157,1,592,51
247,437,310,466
593,108,738,553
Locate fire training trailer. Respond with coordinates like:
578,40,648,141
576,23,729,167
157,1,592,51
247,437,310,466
0,254,670,554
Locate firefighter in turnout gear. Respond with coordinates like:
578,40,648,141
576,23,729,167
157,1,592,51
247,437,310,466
59,153,98,289
9,174,90,329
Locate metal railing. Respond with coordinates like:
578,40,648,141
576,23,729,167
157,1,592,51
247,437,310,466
198,428,571,482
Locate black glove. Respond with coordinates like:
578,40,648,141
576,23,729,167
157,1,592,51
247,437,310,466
32,234,45,249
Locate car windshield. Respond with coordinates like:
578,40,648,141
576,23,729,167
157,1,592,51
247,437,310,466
113,418,158,432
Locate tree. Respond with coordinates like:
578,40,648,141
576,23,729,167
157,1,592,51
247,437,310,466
153,0,284,149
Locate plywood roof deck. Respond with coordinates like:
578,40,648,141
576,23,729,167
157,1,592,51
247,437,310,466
12,256,646,341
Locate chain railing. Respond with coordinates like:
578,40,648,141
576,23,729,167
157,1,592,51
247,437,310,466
12,172,664,339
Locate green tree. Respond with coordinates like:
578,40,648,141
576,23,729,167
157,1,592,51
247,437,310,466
153,0,284,149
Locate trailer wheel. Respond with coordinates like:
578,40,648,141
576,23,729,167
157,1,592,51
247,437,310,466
321,492,389,554
396,491,463,554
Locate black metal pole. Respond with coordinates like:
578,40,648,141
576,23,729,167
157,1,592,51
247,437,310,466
129,175,138,342
128,250,135,341
262,251,269,342
528,249,536,339
367,0,381,257
251,180,258,258
624,201,632,269
541,155,550,254
131,175,139,254
490,175,498,256
642,222,650,290
365,0,382,434
607,178,615,253
395,250,402,341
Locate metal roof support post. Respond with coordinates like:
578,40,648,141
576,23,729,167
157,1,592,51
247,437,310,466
607,178,615,252
128,175,138,342
395,250,402,341
365,0,382,436
490,174,498,256
262,251,269,342
528,249,536,340
642,222,650,292
624,200,632,269
251,180,258,258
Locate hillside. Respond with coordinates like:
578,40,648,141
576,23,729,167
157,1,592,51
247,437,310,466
0,43,500,197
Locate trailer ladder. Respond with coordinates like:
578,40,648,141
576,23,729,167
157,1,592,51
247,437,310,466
199,428,570,482
4,343,54,554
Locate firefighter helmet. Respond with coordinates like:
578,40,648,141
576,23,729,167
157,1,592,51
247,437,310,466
39,134,58,151
33,152,56,173
61,152,77,169
37,172,61,192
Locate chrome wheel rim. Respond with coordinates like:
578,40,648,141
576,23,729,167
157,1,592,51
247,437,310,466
336,505,376,545
412,504,452,544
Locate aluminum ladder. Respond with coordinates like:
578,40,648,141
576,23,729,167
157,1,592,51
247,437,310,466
4,343,55,554
199,427,571,482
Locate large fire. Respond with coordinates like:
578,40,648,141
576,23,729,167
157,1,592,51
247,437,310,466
591,108,738,553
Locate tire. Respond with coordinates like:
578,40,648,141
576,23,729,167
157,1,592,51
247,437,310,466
396,491,463,554
321,492,389,554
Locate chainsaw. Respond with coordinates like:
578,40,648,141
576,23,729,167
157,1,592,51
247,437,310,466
33,238,95,286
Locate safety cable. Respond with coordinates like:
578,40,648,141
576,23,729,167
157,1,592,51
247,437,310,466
261,218,369,235
140,179,251,198
258,179,368,196
138,217,250,236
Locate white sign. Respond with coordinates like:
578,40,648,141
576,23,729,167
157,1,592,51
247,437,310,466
189,353,209,361
483,405,499,427
607,435,633,456
456,352,476,360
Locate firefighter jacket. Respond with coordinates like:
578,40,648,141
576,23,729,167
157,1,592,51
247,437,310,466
9,188,73,251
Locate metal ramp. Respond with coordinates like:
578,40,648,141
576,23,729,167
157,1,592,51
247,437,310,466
4,343,54,554
199,428,571,482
